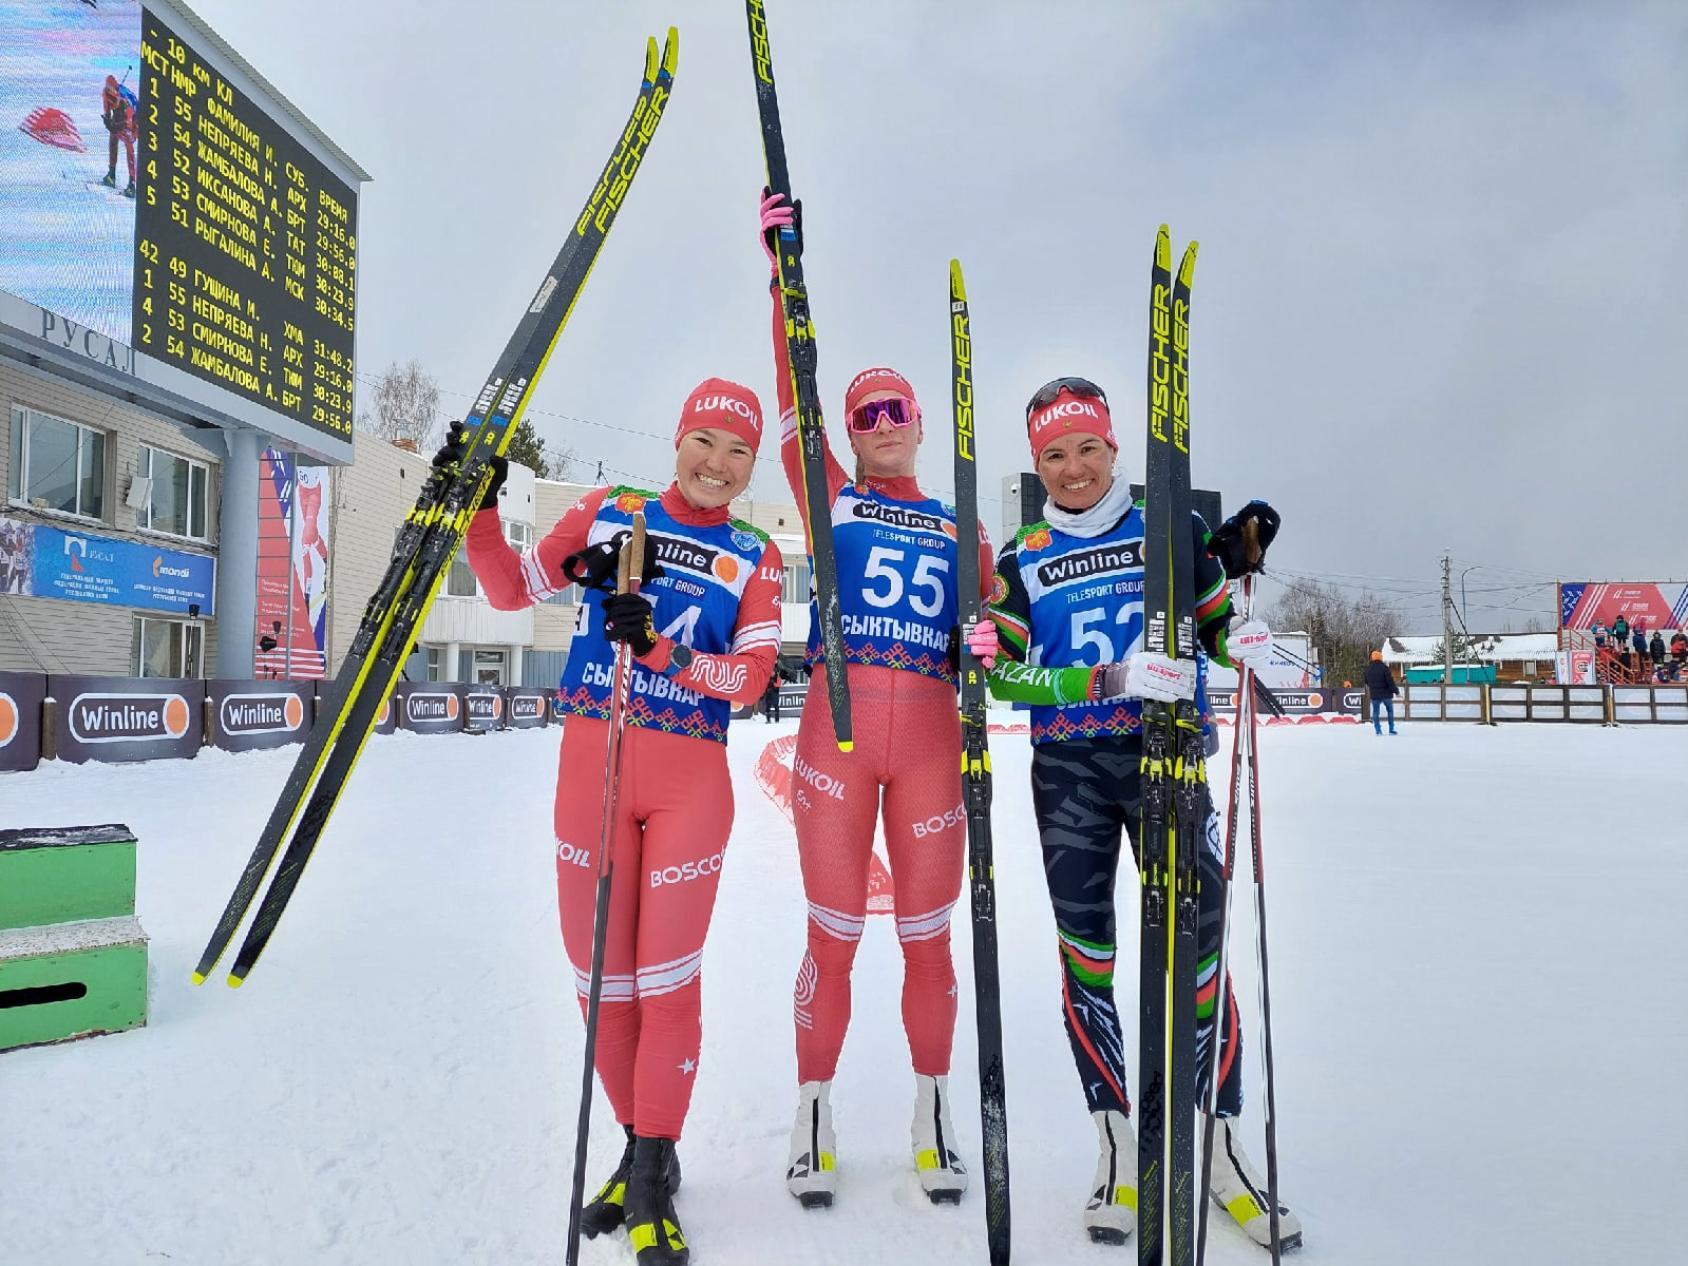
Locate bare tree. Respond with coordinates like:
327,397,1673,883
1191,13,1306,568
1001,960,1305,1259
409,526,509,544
1267,579,1401,688
357,360,442,450
544,443,578,482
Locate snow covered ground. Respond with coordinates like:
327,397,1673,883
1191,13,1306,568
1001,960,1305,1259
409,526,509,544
2,720,1683,1265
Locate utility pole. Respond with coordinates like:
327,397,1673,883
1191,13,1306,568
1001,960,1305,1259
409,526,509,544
1442,551,1454,685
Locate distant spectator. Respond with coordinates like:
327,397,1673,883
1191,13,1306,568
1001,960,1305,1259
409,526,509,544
1613,615,1630,646
1671,631,1687,666
761,668,783,723
1632,621,1648,657
1650,631,1667,668
1592,621,1608,648
1364,649,1399,736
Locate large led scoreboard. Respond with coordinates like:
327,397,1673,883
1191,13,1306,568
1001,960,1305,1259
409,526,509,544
0,0,365,462
136,9,357,439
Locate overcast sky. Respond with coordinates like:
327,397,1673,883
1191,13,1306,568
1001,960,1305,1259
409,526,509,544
190,0,1687,633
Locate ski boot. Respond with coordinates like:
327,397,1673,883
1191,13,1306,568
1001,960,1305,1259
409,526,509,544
122,181,136,199
99,171,116,188
625,1136,687,1265
1208,1117,1302,1250
1084,1109,1138,1245
785,1080,837,1208
911,1073,967,1204
582,1125,683,1239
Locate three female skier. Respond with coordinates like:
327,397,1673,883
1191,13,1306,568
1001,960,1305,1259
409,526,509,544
977,376,1302,1248
451,377,782,1266
759,191,996,1210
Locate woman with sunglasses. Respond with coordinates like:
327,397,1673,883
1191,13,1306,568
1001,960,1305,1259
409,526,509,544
448,378,783,1266
978,377,1300,1250
758,191,994,1210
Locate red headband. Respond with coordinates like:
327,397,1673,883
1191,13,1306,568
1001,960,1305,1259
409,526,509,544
675,377,764,451
844,366,918,420
1027,391,1116,460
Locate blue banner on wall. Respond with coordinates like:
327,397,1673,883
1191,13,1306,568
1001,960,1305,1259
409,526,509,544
1,515,215,615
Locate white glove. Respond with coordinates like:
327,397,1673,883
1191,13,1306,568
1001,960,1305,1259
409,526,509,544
1225,618,1273,666
1094,652,1197,703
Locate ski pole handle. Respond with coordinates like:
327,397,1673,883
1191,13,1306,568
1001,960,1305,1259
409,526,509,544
619,512,646,596
1241,517,1261,571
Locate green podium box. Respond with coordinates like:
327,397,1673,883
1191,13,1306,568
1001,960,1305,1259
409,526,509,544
0,825,149,1053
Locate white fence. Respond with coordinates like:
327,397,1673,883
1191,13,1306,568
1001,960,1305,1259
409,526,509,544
1402,683,1688,724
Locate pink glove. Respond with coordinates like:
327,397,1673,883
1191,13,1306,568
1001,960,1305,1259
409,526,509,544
759,189,794,274
965,619,999,670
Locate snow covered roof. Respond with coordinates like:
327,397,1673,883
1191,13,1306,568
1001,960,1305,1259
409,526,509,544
1382,633,1559,665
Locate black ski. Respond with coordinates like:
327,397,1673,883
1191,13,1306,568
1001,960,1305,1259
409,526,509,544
950,258,1010,1265
744,0,852,751
1139,225,1202,1266
215,28,679,985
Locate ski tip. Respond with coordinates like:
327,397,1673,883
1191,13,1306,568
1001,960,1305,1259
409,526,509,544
1156,225,1172,268
643,35,659,84
836,739,854,753
949,258,966,300
226,972,246,989
189,970,206,986
662,27,680,77
1178,240,1199,285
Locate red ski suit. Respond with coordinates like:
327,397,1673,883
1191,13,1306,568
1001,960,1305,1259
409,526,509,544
467,484,781,1140
769,297,993,1083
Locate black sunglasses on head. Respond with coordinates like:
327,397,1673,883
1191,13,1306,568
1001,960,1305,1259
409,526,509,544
1025,376,1107,420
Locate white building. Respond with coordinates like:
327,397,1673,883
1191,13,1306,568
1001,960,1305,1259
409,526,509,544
326,439,814,689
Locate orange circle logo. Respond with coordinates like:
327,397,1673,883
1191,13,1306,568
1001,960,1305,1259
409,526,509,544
491,696,504,719
712,555,740,583
941,521,957,540
0,693,17,748
445,694,460,720
163,696,191,738
377,699,391,726
283,695,306,729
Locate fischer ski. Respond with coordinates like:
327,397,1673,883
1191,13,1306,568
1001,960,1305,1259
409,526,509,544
1139,225,1203,1266
744,0,852,751
950,258,1011,1265
195,28,680,987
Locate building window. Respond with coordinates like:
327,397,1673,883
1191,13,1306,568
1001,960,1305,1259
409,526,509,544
782,558,811,606
504,519,533,551
134,617,202,678
9,407,106,521
424,645,444,681
473,648,508,685
137,445,209,540
544,582,581,608
446,543,478,598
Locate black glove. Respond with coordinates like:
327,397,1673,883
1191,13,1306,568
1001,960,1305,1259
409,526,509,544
1208,499,1280,577
430,422,506,511
561,532,664,593
601,591,658,657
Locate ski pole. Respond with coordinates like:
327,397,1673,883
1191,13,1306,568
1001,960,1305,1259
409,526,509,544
1244,577,1286,1265
565,513,646,1266
1195,567,1258,1264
